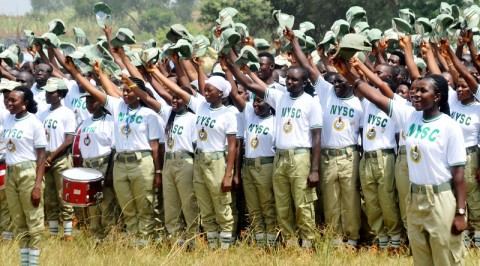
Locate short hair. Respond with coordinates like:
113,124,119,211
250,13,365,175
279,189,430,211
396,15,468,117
380,77,397,93
258,52,275,66
12,86,38,113
391,51,406,66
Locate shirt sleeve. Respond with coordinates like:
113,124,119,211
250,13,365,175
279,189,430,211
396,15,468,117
147,113,164,142
103,95,122,118
448,87,458,106
187,95,205,114
388,99,414,130
313,77,332,106
447,122,467,166
64,109,77,135
308,99,323,129
32,118,47,148
264,88,282,111
225,111,237,135
473,84,480,102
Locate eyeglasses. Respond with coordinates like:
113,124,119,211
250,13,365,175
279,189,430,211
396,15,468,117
387,59,398,64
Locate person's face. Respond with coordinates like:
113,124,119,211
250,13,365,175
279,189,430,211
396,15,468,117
204,83,222,104
7,91,26,115
2,91,10,107
285,68,306,94
316,61,327,75
257,57,273,81
253,96,270,117
34,64,52,85
468,66,480,80
456,78,472,102
85,96,101,114
171,93,187,113
237,85,250,102
122,86,138,106
374,65,392,79
396,84,410,100
388,55,400,66
409,80,417,103
45,90,61,105
333,74,351,98
441,73,455,89
16,72,34,88
410,79,440,111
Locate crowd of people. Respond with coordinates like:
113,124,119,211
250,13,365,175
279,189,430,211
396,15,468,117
0,1,480,265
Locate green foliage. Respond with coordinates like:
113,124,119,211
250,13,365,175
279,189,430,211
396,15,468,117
139,8,174,34
30,0,73,13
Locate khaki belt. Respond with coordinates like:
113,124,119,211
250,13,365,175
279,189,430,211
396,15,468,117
7,161,35,172
466,146,478,155
244,156,274,166
411,181,452,194
165,151,194,160
398,146,406,155
195,150,225,160
276,148,310,156
83,154,110,169
115,151,151,163
322,145,358,157
364,148,395,159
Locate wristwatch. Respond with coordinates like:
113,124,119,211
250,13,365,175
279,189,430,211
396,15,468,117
456,208,466,215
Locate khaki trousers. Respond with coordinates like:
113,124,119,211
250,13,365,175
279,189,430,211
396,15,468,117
44,155,74,222
6,162,44,249
465,150,480,231
394,149,409,230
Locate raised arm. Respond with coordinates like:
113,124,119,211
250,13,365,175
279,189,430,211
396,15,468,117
113,46,143,80
284,27,321,82
352,57,395,99
192,57,206,96
398,35,421,80
104,25,126,69
225,55,266,99
443,39,479,92
92,61,122,98
121,74,160,112
421,41,441,75
147,62,191,104
63,57,107,105
181,59,199,82
171,53,192,90
219,57,245,111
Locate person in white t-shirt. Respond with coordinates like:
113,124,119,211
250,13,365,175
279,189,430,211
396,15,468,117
227,50,322,248
78,91,118,240
37,78,76,240
337,57,467,265
3,86,47,266
65,58,164,246
152,64,237,249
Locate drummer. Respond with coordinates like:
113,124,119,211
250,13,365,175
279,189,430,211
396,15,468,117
4,86,47,266
37,78,76,240
78,88,117,241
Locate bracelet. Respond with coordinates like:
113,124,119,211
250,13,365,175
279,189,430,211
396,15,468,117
447,63,453,67
353,79,364,90
155,170,163,174
129,84,137,88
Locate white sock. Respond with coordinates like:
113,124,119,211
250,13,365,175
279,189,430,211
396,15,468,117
49,221,59,235
391,234,401,248
347,239,358,247
474,231,480,247
63,221,73,236
379,236,389,248
206,232,219,249
255,233,266,247
266,233,277,247
301,239,313,248
2,231,13,240
220,231,232,250
332,238,342,246
20,248,29,266
29,249,40,266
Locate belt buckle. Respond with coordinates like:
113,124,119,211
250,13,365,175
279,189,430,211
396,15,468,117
417,184,425,194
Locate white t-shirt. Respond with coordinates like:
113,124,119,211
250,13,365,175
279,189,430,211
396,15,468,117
31,83,48,115
361,98,397,151
188,97,237,152
448,89,480,147
392,94,410,147
165,111,197,153
38,106,76,152
3,113,47,165
104,96,164,153
388,100,466,185
79,114,115,159
240,103,276,158
0,109,10,155
264,88,322,149
64,79,91,126
269,82,287,93
314,78,363,148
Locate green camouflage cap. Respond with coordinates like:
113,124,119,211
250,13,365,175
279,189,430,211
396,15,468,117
80,86,105,98
414,56,427,70
41,32,61,48
166,39,193,59
140,47,160,65
93,2,112,29
24,30,35,45
392,18,412,36
346,6,367,27
254,38,270,50
0,44,5,53
334,33,371,60
125,50,142,67
304,36,316,53
42,77,67,92
299,21,315,34
166,24,194,43
110,28,136,47
192,35,210,57
415,17,433,35
59,42,76,55
247,61,260,72
463,6,480,30
366,28,383,44
73,27,89,45
440,2,452,15
235,45,259,67
234,23,249,38
353,21,370,34
101,60,125,80
220,28,241,50
319,30,337,48
216,7,238,29
282,30,306,53
331,19,350,39
0,79,21,91
48,19,66,36
399,8,415,25
272,10,295,35
0,49,18,67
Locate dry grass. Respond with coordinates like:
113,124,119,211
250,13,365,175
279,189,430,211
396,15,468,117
1,228,480,266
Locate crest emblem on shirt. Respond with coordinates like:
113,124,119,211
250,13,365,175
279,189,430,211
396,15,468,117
198,127,208,141
6,139,16,153
167,136,174,149
250,136,259,149
333,117,345,131
366,127,376,140
45,129,50,142
283,119,293,134
410,146,421,163
120,125,131,136
83,134,91,146
401,130,406,141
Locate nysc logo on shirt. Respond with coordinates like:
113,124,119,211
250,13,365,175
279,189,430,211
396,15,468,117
410,145,421,163
198,127,208,141
283,119,293,134
118,112,143,124
6,139,16,153
250,135,259,149
406,124,439,142
333,117,345,131
451,112,472,126
70,98,87,110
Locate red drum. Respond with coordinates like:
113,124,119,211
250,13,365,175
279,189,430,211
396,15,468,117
62,168,103,207
0,162,5,189
71,123,83,167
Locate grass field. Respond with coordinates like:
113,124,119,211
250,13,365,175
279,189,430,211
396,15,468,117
1,228,480,266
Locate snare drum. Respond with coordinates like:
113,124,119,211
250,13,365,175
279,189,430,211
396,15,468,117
71,123,83,168
0,162,5,190
62,168,103,207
